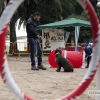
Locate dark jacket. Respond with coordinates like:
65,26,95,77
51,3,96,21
85,45,92,56
26,17,39,39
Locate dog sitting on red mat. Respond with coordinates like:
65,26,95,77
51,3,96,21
55,48,74,72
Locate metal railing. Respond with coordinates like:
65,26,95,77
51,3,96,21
6,42,14,60
6,42,82,59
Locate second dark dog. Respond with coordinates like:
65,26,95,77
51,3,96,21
55,48,74,72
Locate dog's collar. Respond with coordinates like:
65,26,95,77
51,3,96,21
56,52,60,55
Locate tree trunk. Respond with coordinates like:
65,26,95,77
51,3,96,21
10,18,17,43
10,15,18,54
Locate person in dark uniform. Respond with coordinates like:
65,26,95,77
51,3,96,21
81,43,92,68
85,44,92,68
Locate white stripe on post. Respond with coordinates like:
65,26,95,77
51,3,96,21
64,50,67,58
81,51,85,68
75,26,80,51
96,65,100,99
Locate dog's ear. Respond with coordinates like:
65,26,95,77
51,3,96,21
55,48,58,54
55,49,57,54
60,49,62,54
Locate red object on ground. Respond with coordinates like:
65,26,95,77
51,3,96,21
48,50,58,68
48,50,83,68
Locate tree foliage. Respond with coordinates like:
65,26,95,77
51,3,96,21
19,0,75,24
0,0,6,16
67,0,98,43
0,0,99,44
72,0,98,15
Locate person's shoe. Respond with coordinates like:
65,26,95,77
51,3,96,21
31,66,39,70
85,66,89,68
37,65,46,70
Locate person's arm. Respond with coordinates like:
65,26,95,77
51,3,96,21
90,47,92,53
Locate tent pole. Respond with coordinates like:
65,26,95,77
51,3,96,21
75,26,80,51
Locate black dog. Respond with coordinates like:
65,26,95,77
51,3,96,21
55,48,74,72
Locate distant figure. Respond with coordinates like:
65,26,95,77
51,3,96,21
81,43,92,68
89,39,93,47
